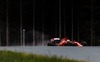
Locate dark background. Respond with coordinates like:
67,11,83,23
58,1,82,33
0,0,100,46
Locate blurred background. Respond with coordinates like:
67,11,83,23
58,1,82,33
0,0,100,46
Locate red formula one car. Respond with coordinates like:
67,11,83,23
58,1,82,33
47,38,83,46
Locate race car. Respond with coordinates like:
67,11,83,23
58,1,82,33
47,38,60,46
47,38,83,46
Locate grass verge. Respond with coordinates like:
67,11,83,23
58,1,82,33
0,50,86,62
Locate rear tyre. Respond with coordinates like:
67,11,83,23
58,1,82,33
47,43,56,46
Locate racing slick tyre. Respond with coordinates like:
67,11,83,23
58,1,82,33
47,43,57,46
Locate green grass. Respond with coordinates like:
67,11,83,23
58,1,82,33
0,50,86,62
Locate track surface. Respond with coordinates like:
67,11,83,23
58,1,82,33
0,46,100,62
